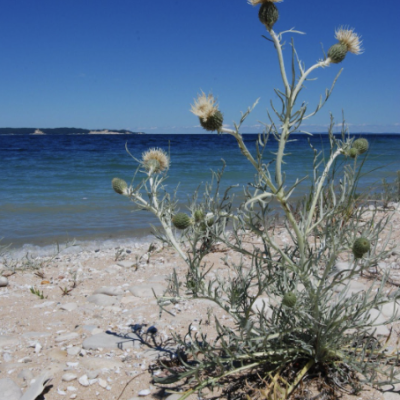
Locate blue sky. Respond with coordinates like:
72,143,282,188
0,0,399,133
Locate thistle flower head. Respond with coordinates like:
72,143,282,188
142,148,169,173
190,92,219,123
335,27,363,55
248,0,282,5
191,91,224,132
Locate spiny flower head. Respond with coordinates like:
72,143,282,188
142,148,170,173
191,92,224,132
335,26,363,55
190,92,219,123
248,0,282,5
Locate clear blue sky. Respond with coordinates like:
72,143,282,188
0,0,399,133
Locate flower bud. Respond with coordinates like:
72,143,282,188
194,210,205,223
352,237,370,258
112,178,128,195
352,138,369,154
348,148,359,159
282,292,297,308
172,213,192,230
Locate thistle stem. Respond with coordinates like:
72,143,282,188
270,29,291,97
305,148,342,234
292,59,331,104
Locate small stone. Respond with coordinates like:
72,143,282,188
87,370,99,379
117,260,137,268
35,343,42,353
128,283,166,298
78,374,90,387
67,346,81,356
66,362,79,368
62,373,78,382
0,276,8,287
56,332,80,343
18,356,32,363
0,378,22,400
138,388,151,396
98,378,107,388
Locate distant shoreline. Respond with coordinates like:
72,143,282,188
0,127,145,135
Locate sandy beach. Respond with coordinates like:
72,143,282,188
1,204,400,400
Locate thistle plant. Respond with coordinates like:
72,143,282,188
112,2,399,398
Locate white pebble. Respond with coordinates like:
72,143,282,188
62,373,77,382
98,378,107,388
78,374,90,387
66,362,79,368
138,388,151,396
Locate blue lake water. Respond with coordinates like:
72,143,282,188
0,133,399,250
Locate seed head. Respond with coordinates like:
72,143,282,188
335,27,363,55
142,148,169,173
